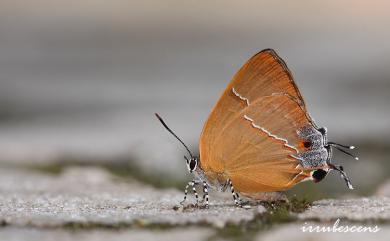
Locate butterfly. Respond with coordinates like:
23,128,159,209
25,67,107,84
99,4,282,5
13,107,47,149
156,49,356,208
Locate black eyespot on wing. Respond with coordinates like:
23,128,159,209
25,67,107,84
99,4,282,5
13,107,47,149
312,169,328,183
303,141,311,148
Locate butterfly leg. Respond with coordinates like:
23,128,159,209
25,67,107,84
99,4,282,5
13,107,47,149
228,179,242,207
180,180,199,206
328,163,354,190
201,181,209,208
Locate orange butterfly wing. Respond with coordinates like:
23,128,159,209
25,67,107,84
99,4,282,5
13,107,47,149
212,95,313,192
199,49,315,193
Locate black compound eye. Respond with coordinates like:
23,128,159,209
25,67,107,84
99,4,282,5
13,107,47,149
312,169,328,183
319,127,327,135
189,159,197,170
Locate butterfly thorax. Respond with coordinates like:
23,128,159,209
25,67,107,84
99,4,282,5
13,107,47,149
296,125,330,169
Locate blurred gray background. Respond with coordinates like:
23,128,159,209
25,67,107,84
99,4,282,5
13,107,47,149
0,0,389,198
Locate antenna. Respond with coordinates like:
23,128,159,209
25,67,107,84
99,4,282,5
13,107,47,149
155,113,194,158
328,142,355,150
328,142,359,160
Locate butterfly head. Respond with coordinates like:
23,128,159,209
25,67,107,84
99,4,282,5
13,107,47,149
315,127,357,160
185,156,198,173
316,126,357,189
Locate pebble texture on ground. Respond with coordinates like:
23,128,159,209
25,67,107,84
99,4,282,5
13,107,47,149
298,197,390,221
256,223,390,241
0,168,262,229
0,167,389,241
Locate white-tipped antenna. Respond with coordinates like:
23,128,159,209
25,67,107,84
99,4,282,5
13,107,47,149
328,142,359,160
155,113,194,159
328,142,356,150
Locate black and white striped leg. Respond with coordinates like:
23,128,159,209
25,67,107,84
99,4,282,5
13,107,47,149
192,182,199,205
180,182,190,204
202,181,209,208
180,181,199,205
235,192,242,203
228,179,242,207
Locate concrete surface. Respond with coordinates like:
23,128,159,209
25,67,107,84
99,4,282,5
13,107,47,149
297,197,390,221
0,166,389,241
0,167,262,229
257,223,390,241
0,227,214,241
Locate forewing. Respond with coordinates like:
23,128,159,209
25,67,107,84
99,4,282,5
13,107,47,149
231,49,306,107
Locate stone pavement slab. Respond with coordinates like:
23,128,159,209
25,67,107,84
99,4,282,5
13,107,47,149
0,227,214,241
1,167,390,241
256,223,390,241
297,197,390,221
0,167,263,229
